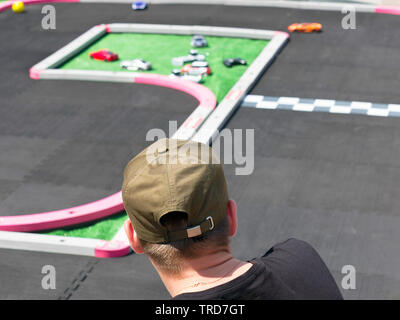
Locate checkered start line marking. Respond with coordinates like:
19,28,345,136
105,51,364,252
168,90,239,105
242,95,400,118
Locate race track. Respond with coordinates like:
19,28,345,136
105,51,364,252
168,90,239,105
0,2,399,299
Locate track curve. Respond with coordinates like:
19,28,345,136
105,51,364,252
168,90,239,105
0,2,216,234
0,73,216,232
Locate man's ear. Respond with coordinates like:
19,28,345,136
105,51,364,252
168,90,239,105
226,199,238,237
124,219,144,254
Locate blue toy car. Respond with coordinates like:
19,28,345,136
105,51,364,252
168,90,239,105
132,1,147,10
191,35,208,48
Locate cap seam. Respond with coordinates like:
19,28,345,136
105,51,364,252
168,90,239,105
166,161,177,205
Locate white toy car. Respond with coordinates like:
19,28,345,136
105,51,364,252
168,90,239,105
171,50,206,67
120,59,152,71
169,69,203,83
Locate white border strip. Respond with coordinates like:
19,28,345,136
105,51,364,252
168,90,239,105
38,69,137,82
0,231,99,256
108,23,276,39
79,0,377,13
31,25,107,71
80,0,376,12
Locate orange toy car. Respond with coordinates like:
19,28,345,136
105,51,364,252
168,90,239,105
288,22,322,33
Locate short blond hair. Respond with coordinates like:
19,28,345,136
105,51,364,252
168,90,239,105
139,211,230,275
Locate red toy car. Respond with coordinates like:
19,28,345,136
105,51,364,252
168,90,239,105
89,49,118,62
181,61,211,76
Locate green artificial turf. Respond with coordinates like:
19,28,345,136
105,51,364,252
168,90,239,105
44,33,268,240
59,33,269,102
41,211,128,240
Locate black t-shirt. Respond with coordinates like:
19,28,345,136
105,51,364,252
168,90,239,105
173,238,343,300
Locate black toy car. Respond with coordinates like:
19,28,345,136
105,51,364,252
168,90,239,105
223,58,247,68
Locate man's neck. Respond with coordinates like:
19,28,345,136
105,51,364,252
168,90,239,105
152,251,253,297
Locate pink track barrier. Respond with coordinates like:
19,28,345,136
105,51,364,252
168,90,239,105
0,74,216,234
0,192,124,232
375,6,400,16
134,73,217,110
94,239,131,258
274,31,290,39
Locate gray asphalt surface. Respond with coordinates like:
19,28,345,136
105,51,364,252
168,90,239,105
0,3,399,300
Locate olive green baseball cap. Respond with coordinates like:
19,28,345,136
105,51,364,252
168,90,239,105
122,138,229,244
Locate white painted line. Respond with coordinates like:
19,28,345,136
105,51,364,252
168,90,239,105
257,101,278,109
292,103,315,112
242,95,400,118
314,99,336,107
388,104,400,112
367,108,390,117
351,101,373,109
278,97,300,105
329,106,352,114
243,95,264,103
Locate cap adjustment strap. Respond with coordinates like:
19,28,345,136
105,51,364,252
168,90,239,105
167,216,214,242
